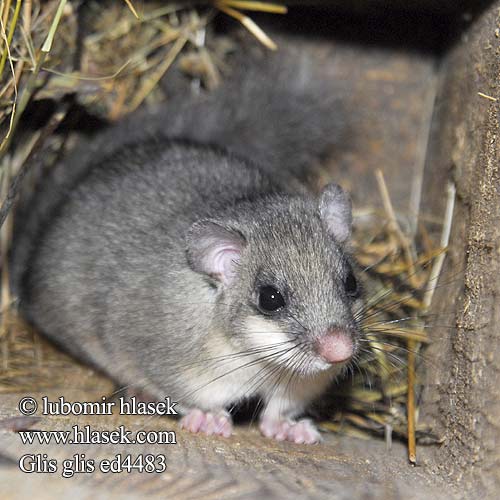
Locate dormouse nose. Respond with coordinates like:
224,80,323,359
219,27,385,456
316,327,354,363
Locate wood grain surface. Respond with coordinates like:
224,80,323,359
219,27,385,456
0,390,454,499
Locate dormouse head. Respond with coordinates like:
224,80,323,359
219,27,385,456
186,183,362,377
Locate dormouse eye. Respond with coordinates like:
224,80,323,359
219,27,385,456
258,286,285,313
345,271,359,297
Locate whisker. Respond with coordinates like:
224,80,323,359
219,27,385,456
359,338,437,369
176,343,300,404
358,345,411,372
175,339,296,371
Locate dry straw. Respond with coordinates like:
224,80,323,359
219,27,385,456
317,169,452,462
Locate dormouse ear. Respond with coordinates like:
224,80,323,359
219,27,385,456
186,220,246,285
318,183,352,244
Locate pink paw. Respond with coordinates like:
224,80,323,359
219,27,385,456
180,409,232,438
259,418,321,444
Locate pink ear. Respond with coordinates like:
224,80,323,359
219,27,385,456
186,221,246,285
318,183,352,244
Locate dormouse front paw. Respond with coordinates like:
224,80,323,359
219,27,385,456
259,417,321,444
180,408,233,438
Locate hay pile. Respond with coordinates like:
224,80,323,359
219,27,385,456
0,0,450,462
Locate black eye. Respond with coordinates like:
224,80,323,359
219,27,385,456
345,271,359,297
258,286,285,313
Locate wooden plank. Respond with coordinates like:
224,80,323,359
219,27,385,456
1,389,452,499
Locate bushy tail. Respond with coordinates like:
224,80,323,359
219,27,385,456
11,25,350,293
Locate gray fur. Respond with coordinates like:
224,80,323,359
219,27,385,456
12,26,349,288
12,26,361,428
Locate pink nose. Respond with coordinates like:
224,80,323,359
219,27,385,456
316,329,354,363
